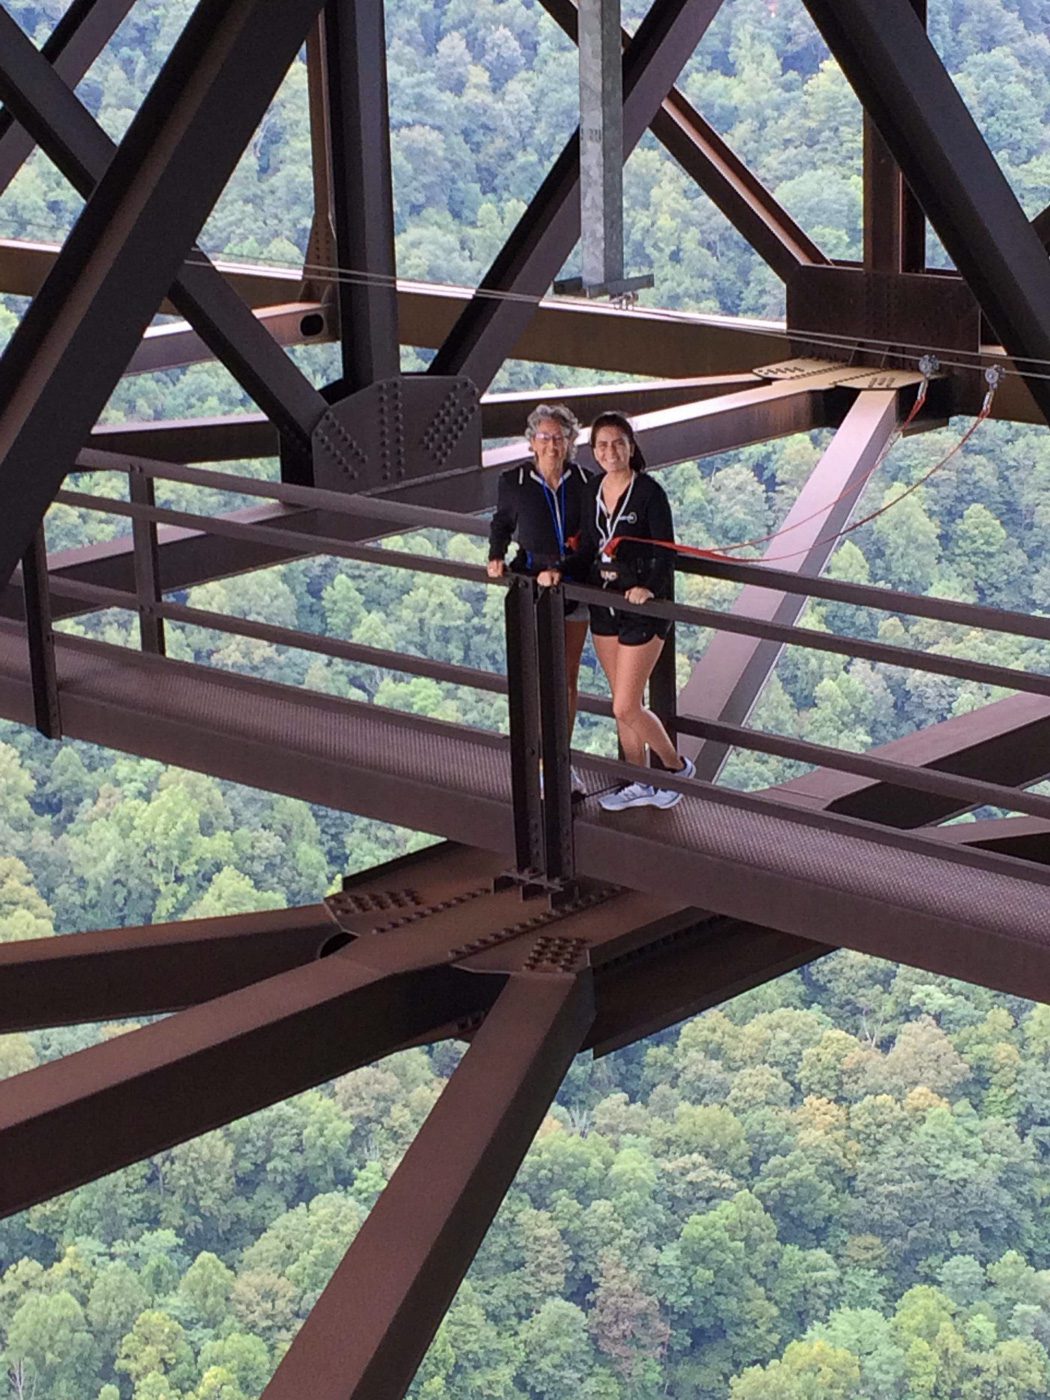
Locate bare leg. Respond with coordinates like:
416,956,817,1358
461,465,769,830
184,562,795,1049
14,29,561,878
564,618,589,738
610,637,681,771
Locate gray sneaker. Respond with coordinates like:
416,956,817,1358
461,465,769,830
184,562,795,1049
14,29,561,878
599,780,659,811
649,754,696,809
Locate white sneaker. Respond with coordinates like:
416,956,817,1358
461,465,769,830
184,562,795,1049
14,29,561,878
599,781,659,811
650,755,696,809
571,765,586,798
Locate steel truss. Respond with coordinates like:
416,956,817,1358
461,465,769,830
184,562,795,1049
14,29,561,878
1,0,1050,1393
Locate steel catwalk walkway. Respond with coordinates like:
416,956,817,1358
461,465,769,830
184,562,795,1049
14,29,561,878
3,618,1048,1004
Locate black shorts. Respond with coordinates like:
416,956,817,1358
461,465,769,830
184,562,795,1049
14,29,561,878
589,601,671,647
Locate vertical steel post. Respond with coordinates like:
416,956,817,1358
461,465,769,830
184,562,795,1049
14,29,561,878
579,0,624,290
536,585,575,884
21,528,60,738
862,0,926,274
323,0,400,390
504,578,544,875
129,466,165,656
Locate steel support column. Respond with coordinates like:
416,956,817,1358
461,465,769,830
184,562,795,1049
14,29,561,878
0,6,327,459
429,0,726,393
803,0,1050,422
20,527,60,738
677,388,899,779
578,0,625,289
0,0,136,197
0,0,330,592
541,0,828,281
263,971,594,1400
322,0,400,389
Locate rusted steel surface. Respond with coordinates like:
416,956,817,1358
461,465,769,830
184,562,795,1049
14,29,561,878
263,972,595,1400
678,387,900,779
804,0,1050,424
0,0,332,591
0,0,136,196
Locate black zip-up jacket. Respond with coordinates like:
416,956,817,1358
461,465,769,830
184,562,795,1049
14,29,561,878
488,460,593,574
564,470,676,598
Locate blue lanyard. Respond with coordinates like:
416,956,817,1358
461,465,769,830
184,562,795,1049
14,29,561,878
542,477,567,554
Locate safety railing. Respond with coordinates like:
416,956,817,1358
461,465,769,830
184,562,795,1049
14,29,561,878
14,448,1050,899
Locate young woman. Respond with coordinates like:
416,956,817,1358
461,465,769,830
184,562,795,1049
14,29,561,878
487,403,592,748
572,411,695,810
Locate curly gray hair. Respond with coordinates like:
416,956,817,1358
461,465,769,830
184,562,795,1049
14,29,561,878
525,402,580,448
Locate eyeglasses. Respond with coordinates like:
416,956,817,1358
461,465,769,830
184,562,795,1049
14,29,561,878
532,432,566,444
594,437,631,451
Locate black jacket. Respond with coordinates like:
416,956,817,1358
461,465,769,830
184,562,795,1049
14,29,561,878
565,470,676,598
488,460,593,574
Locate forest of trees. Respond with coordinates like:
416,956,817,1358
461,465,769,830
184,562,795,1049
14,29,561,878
3,0,1050,1394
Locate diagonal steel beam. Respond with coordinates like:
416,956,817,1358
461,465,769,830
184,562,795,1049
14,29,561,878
541,0,828,280
0,0,332,593
678,388,900,780
0,905,337,1031
428,0,727,393
771,693,1050,828
0,949,489,1219
0,0,136,197
0,6,326,453
803,0,1050,424
263,971,594,1400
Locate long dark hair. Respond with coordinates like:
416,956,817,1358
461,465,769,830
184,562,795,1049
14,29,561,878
589,411,647,471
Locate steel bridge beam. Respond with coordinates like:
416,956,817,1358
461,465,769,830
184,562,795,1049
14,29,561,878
0,5,326,462
429,0,727,394
0,0,332,593
321,0,400,389
0,0,136,197
803,0,1050,424
541,0,827,281
677,387,900,780
263,972,594,1400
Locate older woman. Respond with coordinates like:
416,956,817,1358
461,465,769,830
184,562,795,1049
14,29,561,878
487,403,592,748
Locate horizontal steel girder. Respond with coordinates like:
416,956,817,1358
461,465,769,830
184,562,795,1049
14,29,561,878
0,621,1047,1006
771,692,1050,828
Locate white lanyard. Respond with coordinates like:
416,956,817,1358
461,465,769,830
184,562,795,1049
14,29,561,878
596,474,636,560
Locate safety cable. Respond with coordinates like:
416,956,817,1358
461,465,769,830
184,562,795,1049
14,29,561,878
3,214,1050,382
606,366,1001,568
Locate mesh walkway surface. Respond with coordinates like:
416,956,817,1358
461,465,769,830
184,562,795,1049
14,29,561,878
3,620,1049,998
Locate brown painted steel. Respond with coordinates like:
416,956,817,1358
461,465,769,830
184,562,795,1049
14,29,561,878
803,0,1050,423
429,0,728,392
0,6,327,456
0,0,136,197
678,387,900,779
323,0,400,389
772,693,1050,827
0,951,491,1219
0,0,331,592
263,972,594,1400
542,0,828,279
0,905,337,1030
